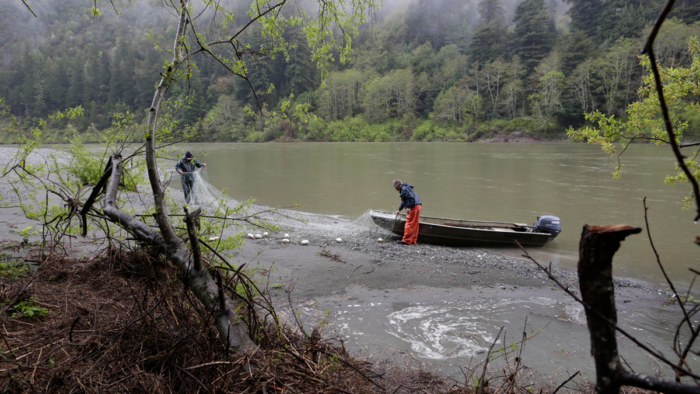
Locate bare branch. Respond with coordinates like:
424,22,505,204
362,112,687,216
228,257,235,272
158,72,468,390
20,0,37,17
641,0,700,222
552,371,580,394
643,198,695,334
209,0,287,45
643,197,700,372
80,160,113,237
619,372,700,394
478,326,504,394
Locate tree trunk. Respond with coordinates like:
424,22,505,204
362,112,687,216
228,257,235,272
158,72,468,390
578,224,641,394
138,0,256,350
103,155,255,351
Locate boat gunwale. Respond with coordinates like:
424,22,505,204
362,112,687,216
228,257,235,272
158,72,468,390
370,210,548,236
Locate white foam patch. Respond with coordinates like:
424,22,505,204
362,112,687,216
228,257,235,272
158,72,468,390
383,297,576,361
386,304,491,360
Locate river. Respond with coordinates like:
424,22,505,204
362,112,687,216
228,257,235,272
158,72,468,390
175,142,697,288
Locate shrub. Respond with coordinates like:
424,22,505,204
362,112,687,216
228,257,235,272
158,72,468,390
243,130,265,142
374,132,392,142
411,120,434,141
262,121,283,142
302,118,330,141
330,116,370,141
67,134,104,186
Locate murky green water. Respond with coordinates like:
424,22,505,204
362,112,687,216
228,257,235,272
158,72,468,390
174,142,697,287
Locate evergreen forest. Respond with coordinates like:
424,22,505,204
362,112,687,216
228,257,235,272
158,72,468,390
2,0,700,143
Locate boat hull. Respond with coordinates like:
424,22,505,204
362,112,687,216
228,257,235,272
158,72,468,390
371,210,551,247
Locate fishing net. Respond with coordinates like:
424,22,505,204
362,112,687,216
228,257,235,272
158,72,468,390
351,209,395,236
174,171,394,237
179,168,238,211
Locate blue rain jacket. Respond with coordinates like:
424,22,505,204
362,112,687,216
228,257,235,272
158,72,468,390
398,183,422,211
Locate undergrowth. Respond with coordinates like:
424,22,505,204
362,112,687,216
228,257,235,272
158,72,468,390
0,247,471,393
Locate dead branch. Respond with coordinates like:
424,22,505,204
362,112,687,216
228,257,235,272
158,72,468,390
80,161,113,237
184,207,203,271
478,326,504,394
578,224,642,394
552,371,580,394
618,373,700,394
644,198,700,375
347,264,363,279
521,224,700,394
518,238,700,382
320,249,346,263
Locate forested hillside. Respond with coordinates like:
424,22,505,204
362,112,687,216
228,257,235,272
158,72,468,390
1,0,700,142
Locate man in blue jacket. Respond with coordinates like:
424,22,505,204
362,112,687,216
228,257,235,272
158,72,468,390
175,151,206,204
394,179,422,245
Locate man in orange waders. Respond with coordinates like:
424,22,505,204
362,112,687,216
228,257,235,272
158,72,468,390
393,179,422,245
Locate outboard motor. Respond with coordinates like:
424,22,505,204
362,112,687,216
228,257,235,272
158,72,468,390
534,215,561,241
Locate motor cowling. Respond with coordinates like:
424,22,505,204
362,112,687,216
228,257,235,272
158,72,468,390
534,215,561,241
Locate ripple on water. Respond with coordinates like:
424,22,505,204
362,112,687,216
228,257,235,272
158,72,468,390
384,297,585,361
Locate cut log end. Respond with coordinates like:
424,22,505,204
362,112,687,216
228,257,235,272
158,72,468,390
584,224,642,236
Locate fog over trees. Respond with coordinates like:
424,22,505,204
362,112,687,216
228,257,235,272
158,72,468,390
1,0,700,142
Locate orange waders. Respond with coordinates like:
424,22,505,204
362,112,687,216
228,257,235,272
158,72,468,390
402,204,422,244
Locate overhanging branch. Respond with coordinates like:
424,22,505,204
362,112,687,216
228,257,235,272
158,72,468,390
642,0,700,222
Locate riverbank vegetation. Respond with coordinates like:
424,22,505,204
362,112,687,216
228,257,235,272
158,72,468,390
0,243,479,393
2,0,700,143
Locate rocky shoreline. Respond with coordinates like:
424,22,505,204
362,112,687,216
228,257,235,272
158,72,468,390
246,207,671,298
232,208,681,383
0,144,672,304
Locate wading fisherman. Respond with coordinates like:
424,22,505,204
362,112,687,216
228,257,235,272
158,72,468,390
393,179,422,245
175,151,206,204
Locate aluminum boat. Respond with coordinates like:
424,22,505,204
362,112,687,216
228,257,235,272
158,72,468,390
370,210,560,246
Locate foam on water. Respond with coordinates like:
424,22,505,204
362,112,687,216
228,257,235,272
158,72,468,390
387,304,491,359
384,297,586,361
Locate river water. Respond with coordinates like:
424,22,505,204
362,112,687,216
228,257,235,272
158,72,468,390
177,142,698,288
